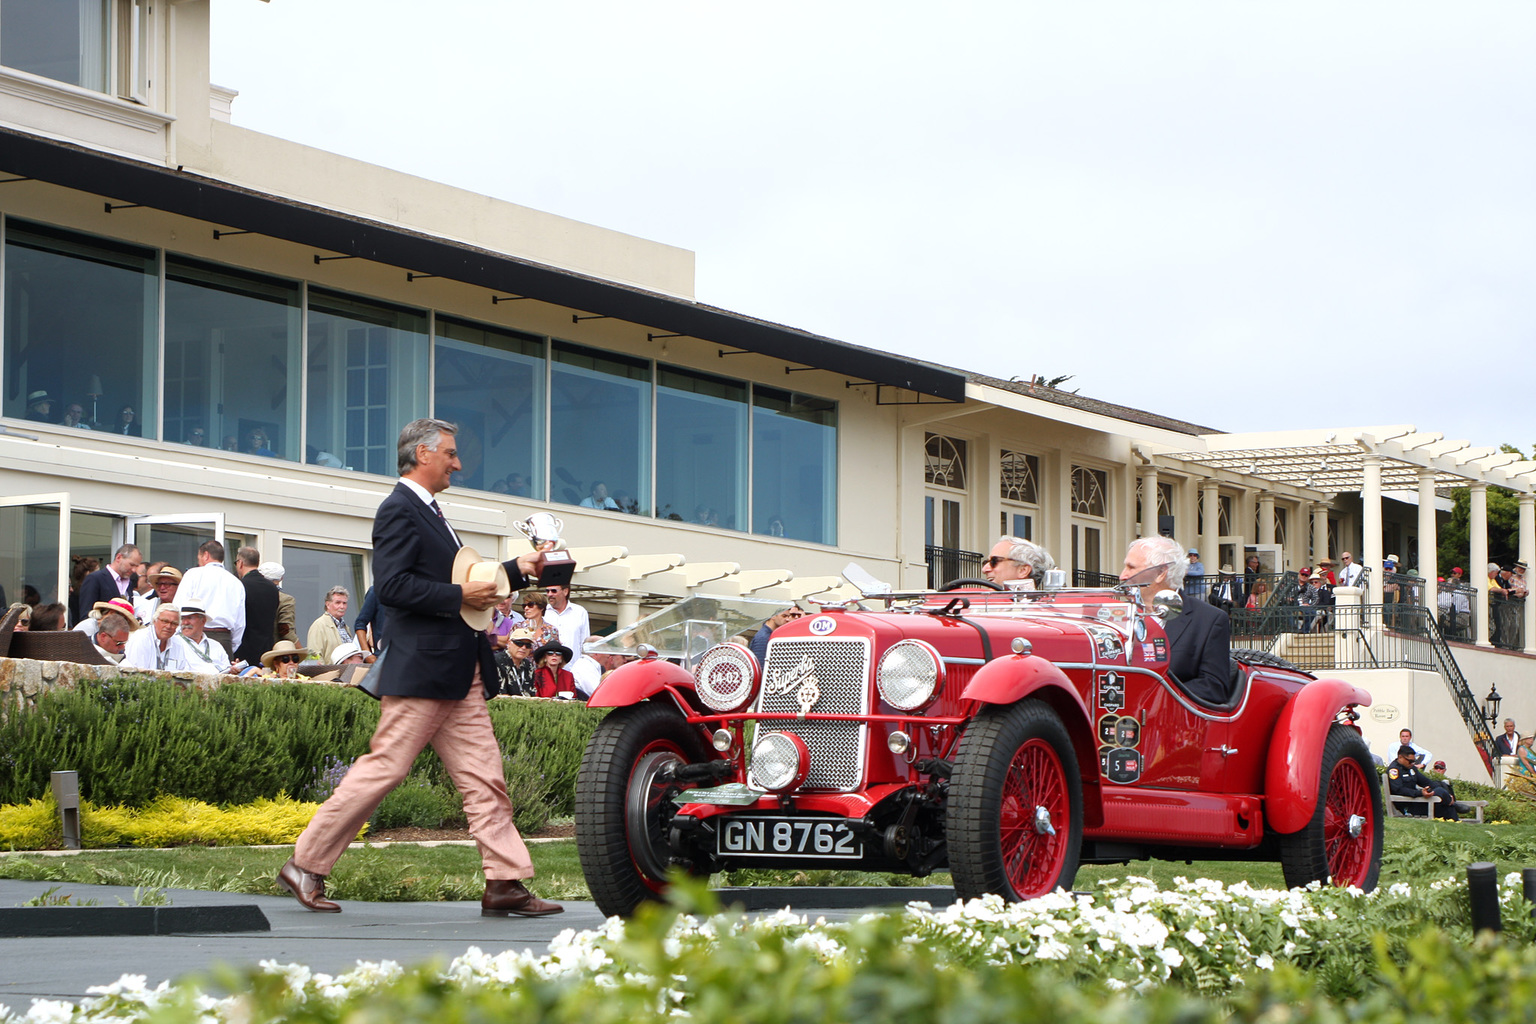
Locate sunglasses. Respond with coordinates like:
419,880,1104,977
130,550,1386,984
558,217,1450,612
984,556,1017,569
273,655,299,665
512,640,533,648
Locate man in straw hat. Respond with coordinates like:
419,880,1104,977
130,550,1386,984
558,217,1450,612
279,418,562,918
179,602,232,675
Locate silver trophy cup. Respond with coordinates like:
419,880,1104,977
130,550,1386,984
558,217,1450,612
514,512,565,548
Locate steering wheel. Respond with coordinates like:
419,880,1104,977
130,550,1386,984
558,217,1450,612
937,577,1004,592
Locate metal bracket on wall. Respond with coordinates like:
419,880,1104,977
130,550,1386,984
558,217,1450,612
491,294,530,304
212,229,253,239
873,384,963,406
406,272,437,281
103,202,142,213
313,254,357,263
572,314,610,323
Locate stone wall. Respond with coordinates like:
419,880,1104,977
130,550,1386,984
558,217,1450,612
0,657,273,718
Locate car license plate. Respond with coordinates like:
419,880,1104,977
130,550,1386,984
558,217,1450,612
716,817,863,859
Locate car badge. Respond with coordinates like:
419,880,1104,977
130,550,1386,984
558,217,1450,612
766,654,822,717
808,615,837,635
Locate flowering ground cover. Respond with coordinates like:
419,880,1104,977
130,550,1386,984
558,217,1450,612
6,868,1536,1024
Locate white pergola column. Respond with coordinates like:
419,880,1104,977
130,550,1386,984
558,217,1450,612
1417,469,1438,610
616,593,642,630
1257,491,1276,547
1470,482,1490,647
1310,502,1329,568
1361,455,1384,605
1521,492,1535,655
1200,480,1220,575
1138,467,1159,538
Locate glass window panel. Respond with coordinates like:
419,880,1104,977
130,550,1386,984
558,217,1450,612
1,0,109,91
433,317,545,496
0,503,61,608
306,289,428,477
924,433,967,489
1071,466,1108,519
282,542,366,636
1000,450,1039,504
164,256,301,458
752,387,837,544
656,365,746,528
550,341,650,513
4,220,157,431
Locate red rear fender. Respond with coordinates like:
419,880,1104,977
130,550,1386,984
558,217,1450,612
1264,678,1373,834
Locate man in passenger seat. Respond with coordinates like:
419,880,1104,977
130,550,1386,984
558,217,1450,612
1119,535,1232,705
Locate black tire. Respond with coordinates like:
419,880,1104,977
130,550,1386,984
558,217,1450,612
1232,648,1301,672
949,700,1083,901
574,701,712,917
938,577,1004,592
1278,725,1383,891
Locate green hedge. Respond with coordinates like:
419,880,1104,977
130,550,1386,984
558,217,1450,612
0,679,606,827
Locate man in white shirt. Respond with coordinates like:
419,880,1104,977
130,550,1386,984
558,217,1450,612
175,540,246,659
544,582,597,691
121,605,198,673
1336,551,1365,588
179,603,232,675
1397,728,1432,769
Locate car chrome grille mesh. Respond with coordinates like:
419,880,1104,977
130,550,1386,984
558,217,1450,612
758,638,869,791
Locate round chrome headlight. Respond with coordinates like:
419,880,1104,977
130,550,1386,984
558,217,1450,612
876,639,944,711
693,643,760,713
749,731,810,793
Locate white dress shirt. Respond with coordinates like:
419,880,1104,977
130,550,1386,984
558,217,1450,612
545,599,591,657
121,629,200,673
179,633,232,675
399,476,461,547
1337,562,1364,588
176,562,247,649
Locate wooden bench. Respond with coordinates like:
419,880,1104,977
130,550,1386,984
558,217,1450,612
1384,781,1486,823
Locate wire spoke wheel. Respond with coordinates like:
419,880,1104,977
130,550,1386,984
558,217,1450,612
1279,724,1382,891
951,700,1082,902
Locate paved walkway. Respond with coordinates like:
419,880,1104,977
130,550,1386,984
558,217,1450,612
0,879,953,1005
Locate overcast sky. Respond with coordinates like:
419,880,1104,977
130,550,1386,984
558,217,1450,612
210,3,1535,448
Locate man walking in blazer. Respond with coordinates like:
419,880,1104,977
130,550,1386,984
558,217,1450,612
278,418,561,917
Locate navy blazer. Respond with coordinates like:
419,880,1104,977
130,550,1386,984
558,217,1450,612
1163,593,1232,705
78,566,132,616
371,481,529,700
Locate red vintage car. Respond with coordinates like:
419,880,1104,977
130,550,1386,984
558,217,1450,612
574,583,1383,918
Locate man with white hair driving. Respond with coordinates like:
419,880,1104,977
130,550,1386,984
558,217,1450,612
982,535,1055,586
1119,535,1232,705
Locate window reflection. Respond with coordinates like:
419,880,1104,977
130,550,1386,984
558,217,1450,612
434,318,544,497
657,367,746,528
550,342,650,514
306,290,428,475
1,0,109,91
753,388,837,545
165,257,301,458
3,220,157,432
283,542,366,633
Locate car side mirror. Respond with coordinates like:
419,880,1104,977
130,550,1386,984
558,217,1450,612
1151,589,1184,623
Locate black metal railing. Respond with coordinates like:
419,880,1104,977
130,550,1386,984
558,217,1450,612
1436,581,1478,644
1490,595,1526,651
925,545,986,589
1259,603,1495,770
1073,570,1121,588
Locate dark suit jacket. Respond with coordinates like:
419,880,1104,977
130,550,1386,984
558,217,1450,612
372,481,529,699
1163,594,1232,705
78,566,133,615
236,569,281,665
1495,734,1521,757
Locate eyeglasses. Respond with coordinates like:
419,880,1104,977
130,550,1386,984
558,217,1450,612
983,556,1018,569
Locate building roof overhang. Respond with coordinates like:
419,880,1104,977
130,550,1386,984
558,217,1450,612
1158,427,1536,497
0,128,966,402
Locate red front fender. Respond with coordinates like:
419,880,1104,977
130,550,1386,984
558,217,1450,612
587,658,695,711
1264,677,1374,834
959,654,1103,828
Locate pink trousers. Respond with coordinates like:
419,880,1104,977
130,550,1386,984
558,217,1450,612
293,676,533,880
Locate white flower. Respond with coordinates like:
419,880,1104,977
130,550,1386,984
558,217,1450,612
1255,954,1275,971
1184,928,1207,947
1158,947,1185,968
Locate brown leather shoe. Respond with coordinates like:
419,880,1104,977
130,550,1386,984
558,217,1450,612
482,879,563,917
276,858,341,913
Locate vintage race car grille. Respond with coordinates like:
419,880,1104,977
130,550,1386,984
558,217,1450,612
756,638,870,791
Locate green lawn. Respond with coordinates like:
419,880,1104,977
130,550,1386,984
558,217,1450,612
1,816,1521,904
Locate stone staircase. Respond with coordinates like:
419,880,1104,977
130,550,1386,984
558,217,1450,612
1269,631,1336,672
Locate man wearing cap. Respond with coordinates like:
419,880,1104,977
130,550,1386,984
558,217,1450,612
121,605,198,673
259,562,298,643
234,547,280,669
1183,548,1205,601
279,417,561,918
176,541,245,660
136,565,181,625
78,544,143,618
178,603,232,675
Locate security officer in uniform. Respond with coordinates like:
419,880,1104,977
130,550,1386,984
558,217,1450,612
1387,745,1461,820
